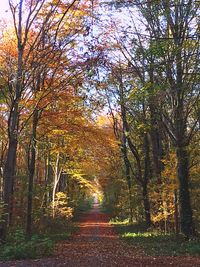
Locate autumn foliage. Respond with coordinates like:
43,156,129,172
0,0,199,253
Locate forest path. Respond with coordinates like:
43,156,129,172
1,204,200,266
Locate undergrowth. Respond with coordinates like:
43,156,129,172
0,230,53,260
0,220,77,261
111,220,200,256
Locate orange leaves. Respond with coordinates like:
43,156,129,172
0,27,18,78
161,153,178,190
78,116,121,190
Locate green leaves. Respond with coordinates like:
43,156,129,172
0,230,54,260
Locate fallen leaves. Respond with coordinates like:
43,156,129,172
1,205,200,266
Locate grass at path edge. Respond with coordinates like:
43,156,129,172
111,220,200,257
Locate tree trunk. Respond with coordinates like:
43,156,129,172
3,137,17,224
149,67,163,183
174,189,179,235
142,133,151,227
26,109,38,237
44,151,51,212
119,82,134,222
122,142,133,222
52,178,58,218
176,146,194,237
0,140,7,202
2,107,19,239
149,112,163,182
52,153,62,218
142,182,151,227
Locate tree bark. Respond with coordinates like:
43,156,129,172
176,146,194,237
3,131,18,225
52,153,62,218
26,109,39,237
149,63,163,183
2,103,19,240
142,182,151,227
149,103,163,182
122,135,133,222
174,189,179,235
44,151,51,212
142,133,151,227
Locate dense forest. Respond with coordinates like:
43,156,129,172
0,0,199,259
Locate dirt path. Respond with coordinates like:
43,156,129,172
1,204,200,266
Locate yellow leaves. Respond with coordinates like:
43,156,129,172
152,207,174,224
96,115,110,126
0,27,18,75
150,153,179,224
71,172,96,193
51,192,73,219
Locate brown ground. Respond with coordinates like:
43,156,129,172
1,204,200,267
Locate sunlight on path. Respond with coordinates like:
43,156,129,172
1,204,200,266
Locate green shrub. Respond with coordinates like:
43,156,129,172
7,229,26,244
46,232,71,242
42,216,74,235
0,232,54,260
77,198,93,212
182,241,200,256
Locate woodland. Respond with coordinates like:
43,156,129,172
0,0,199,262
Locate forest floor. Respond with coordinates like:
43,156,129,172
1,204,200,267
